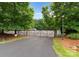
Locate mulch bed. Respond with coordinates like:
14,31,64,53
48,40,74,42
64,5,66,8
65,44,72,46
59,37,79,52
0,33,19,41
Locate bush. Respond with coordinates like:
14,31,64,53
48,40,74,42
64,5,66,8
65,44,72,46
67,33,79,40
65,29,78,35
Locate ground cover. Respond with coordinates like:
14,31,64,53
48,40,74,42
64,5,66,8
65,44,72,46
0,33,26,44
53,37,79,57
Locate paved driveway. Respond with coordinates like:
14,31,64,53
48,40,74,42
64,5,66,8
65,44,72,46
0,36,57,57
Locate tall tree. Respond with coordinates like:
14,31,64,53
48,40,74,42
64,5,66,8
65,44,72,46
35,19,48,30
0,2,34,35
42,5,61,37
42,2,79,37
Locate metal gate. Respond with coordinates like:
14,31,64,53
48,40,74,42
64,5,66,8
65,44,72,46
26,30,59,37
5,30,61,37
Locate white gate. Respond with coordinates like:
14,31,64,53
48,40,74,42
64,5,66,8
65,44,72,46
27,30,54,37
5,30,61,37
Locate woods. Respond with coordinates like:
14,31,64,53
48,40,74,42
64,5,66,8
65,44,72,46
0,2,79,40
41,2,79,37
0,2,34,35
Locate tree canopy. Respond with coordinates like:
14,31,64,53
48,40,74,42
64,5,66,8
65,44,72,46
42,2,79,36
0,2,34,34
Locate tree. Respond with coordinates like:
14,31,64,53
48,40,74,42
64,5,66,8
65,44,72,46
0,3,13,34
42,5,61,37
0,2,34,35
51,2,79,35
12,3,34,34
42,2,79,37
62,3,79,34
35,19,48,30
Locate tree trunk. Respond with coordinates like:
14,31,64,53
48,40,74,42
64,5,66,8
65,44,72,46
1,29,4,34
14,30,18,37
54,30,57,38
60,28,64,40
14,30,17,34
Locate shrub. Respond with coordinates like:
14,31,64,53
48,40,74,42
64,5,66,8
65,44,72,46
65,29,78,35
67,33,79,40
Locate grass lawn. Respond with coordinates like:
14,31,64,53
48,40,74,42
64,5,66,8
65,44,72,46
53,38,79,57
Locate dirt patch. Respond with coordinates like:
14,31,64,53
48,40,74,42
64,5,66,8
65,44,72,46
0,33,23,41
58,37,79,52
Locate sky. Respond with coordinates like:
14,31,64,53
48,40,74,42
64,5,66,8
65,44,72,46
30,2,50,20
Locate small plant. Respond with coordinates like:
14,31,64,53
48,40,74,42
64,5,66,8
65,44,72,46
67,33,79,40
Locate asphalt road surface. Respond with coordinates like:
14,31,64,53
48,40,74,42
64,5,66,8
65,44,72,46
0,36,57,57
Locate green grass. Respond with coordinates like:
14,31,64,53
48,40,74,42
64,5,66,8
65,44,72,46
53,38,79,57
67,33,79,40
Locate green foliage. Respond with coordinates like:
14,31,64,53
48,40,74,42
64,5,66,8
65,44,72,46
42,2,79,35
42,6,60,30
67,33,79,40
0,2,34,32
35,19,48,30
